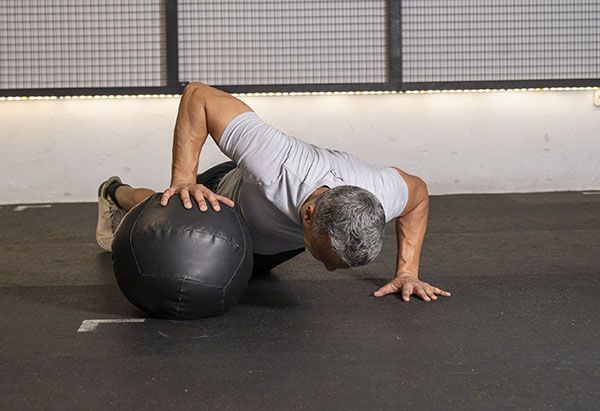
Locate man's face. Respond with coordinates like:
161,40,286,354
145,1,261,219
300,189,349,272
304,231,348,272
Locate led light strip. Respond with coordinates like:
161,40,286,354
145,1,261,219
234,90,400,97
0,87,598,101
404,86,600,94
0,94,180,101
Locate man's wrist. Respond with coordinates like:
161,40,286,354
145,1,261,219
171,163,197,185
170,174,196,186
395,271,418,279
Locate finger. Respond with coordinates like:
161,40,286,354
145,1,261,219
203,192,221,212
179,188,192,209
433,287,451,297
425,287,438,300
401,285,412,302
216,195,235,208
415,287,431,302
373,282,399,298
420,284,437,300
191,189,208,211
373,283,396,298
160,189,174,206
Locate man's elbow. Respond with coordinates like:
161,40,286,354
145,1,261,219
393,167,428,203
393,167,428,217
415,176,429,200
182,82,212,101
408,177,429,216
183,82,207,93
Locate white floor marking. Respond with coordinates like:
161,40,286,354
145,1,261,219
582,192,600,195
77,318,146,332
14,204,52,211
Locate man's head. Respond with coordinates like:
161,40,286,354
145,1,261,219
300,185,386,271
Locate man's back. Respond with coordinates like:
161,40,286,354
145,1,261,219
216,111,409,254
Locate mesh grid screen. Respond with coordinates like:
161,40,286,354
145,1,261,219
402,1,600,83
178,0,387,85
0,0,165,90
2,1,599,93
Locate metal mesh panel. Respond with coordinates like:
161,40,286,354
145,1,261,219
0,0,164,89
402,1,600,83
178,0,387,85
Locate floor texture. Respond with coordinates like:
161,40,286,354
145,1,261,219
1,191,599,410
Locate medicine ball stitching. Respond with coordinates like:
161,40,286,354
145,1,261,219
220,208,249,313
142,194,244,249
133,226,245,251
128,197,155,278
135,274,223,288
134,272,223,287
121,198,155,311
135,273,223,288
176,277,184,316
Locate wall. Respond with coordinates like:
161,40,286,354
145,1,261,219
1,90,599,204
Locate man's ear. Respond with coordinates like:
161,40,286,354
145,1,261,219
302,202,316,224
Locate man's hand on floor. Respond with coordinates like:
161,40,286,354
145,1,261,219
373,273,451,302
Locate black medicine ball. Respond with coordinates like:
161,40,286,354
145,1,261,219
111,193,253,320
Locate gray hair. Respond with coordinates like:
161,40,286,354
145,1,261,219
312,186,386,267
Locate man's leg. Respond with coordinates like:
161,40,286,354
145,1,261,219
97,177,156,252
252,248,306,275
195,161,237,192
106,161,237,217
97,162,237,251
113,185,155,212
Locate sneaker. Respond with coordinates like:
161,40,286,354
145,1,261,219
96,176,126,252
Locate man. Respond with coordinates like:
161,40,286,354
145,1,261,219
96,82,450,302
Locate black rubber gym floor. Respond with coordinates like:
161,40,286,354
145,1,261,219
1,192,599,410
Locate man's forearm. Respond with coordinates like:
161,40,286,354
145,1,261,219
170,84,209,185
394,175,429,278
376,170,449,300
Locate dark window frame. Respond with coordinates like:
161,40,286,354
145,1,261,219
1,0,598,98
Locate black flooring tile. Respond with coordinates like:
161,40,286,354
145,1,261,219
0,192,599,410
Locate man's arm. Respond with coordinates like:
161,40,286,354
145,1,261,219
373,168,451,301
393,168,429,278
161,82,252,210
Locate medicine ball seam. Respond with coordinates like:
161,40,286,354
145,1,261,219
176,277,184,316
129,198,155,278
124,198,155,310
142,194,244,248
136,272,224,288
133,226,244,251
218,287,225,315
221,207,249,314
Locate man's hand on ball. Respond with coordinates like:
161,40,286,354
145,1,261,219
160,182,235,211
373,273,451,302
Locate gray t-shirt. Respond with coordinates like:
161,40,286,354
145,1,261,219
216,111,409,255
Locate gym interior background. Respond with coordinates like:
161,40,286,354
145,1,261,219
1,0,599,202
1,1,599,409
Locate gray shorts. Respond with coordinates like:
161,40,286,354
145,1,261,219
196,161,305,275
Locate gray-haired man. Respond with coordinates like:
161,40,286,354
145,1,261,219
96,83,450,302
